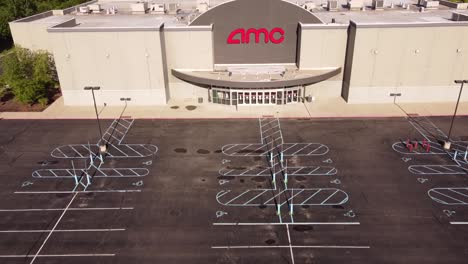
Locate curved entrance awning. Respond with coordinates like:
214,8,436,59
172,67,341,89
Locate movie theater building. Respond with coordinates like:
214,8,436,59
9,0,468,106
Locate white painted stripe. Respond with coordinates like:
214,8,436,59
0,254,115,258
0,207,133,212
213,222,360,226
450,222,468,225
286,224,295,264
15,190,141,194
0,229,125,233
212,245,370,249
30,192,78,264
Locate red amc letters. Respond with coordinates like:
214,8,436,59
227,28,285,44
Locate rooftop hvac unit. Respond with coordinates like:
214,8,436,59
197,2,209,12
302,1,316,11
167,3,180,14
150,3,166,14
422,0,440,9
79,6,90,14
327,0,338,11
131,2,148,14
347,0,364,10
372,0,384,10
87,4,101,13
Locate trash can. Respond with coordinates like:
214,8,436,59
306,96,312,103
198,97,203,104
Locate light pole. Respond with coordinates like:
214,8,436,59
444,79,468,150
84,86,105,152
120,97,131,113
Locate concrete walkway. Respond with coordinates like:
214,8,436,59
1,97,468,119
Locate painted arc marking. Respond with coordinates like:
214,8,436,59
428,188,468,205
408,165,466,175
219,166,337,177
222,143,329,156
212,222,360,226
392,141,467,155
51,144,158,159
0,254,115,258
32,168,149,178
216,188,349,206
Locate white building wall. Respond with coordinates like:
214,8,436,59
164,28,213,103
49,29,167,106
347,24,468,104
299,26,348,100
9,20,53,52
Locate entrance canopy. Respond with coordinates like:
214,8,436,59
172,66,341,89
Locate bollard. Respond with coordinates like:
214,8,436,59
284,172,288,184
454,151,458,161
272,172,276,183
464,150,467,161
277,204,281,216
280,152,283,163
289,204,294,216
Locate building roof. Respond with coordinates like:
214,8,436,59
11,0,468,30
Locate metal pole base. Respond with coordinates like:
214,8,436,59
443,141,451,150
99,144,107,153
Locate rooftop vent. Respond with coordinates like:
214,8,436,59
302,1,316,11
347,0,364,10
167,3,180,15
79,6,90,14
131,2,148,14
197,2,209,12
372,0,384,10
105,6,118,15
87,4,102,13
327,0,338,11
150,3,166,14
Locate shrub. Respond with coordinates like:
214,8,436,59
0,47,57,104
38,97,48,107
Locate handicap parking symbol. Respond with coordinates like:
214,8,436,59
216,211,228,218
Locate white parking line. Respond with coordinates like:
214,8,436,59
213,222,360,226
450,222,468,225
0,254,115,258
0,229,125,233
212,245,370,249
286,223,295,264
0,207,133,212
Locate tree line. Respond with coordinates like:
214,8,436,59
0,0,88,48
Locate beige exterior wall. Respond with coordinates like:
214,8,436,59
164,28,213,103
49,30,167,106
346,24,468,104
299,26,348,99
9,20,53,52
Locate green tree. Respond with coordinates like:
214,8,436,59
0,46,57,104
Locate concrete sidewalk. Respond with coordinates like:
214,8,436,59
1,97,468,119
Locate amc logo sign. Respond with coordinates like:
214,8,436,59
227,28,285,44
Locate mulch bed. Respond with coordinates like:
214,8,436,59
0,90,62,112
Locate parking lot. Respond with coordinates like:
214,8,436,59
0,116,467,264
